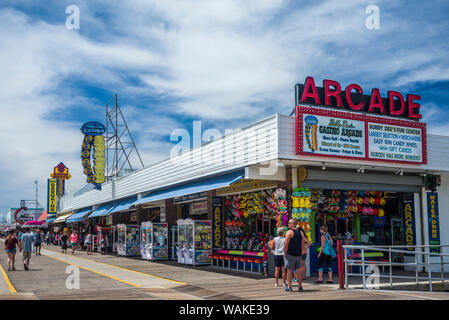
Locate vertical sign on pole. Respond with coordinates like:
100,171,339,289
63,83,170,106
47,179,58,215
427,192,440,253
402,193,416,255
212,196,223,251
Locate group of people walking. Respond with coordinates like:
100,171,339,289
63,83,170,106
3,228,103,271
270,219,335,292
4,228,44,271
54,229,96,255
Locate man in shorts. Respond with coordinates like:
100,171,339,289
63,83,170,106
283,219,307,292
20,228,34,271
34,228,42,255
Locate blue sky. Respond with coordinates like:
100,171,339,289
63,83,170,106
0,0,448,217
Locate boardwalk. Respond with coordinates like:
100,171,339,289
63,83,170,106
1,241,448,300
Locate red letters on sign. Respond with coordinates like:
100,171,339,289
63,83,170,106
345,83,364,111
407,94,422,119
324,79,342,107
388,91,405,116
297,77,422,120
368,88,386,114
300,77,321,105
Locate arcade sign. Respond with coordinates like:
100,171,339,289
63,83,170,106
296,106,427,164
295,77,422,120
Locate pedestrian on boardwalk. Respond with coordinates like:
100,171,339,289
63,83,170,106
297,224,311,281
34,228,42,255
271,227,286,287
315,225,335,284
70,230,78,254
79,232,85,251
283,219,307,292
100,234,106,255
85,231,93,255
4,230,19,271
45,231,51,246
61,231,68,254
20,228,34,271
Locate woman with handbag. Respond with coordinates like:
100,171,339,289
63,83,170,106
315,225,335,284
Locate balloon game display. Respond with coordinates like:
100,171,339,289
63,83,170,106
315,189,388,221
291,187,313,241
223,188,287,251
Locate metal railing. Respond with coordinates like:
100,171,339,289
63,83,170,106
342,244,449,292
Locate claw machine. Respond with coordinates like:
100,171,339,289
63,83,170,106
170,225,178,260
176,219,212,266
116,224,140,256
140,221,169,260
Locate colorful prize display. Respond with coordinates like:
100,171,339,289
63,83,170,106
80,121,106,189
223,188,288,251
291,188,313,241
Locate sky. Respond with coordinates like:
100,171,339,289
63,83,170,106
0,0,448,217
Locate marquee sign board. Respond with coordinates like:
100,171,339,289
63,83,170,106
296,106,427,164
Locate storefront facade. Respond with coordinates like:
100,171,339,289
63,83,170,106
58,79,449,273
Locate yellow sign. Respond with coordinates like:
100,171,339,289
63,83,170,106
47,179,57,214
216,179,278,195
404,203,414,247
93,135,106,184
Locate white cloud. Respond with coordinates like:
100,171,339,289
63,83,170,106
1,1,448,213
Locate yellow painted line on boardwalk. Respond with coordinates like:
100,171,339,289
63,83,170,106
55,252,186,285
0,263,17,293
41,253,141,288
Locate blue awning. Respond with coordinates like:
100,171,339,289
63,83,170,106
47,217,56,223
67,207,93,223
107,197,138,214
132,170,245,207
89,203,113,218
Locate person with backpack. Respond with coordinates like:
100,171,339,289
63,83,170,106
283,219,307,292
315,225,335,284
34,228,42,255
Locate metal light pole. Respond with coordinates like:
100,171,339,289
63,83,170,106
34,180,38,208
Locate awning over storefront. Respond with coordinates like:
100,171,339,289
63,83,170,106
302,169,424,193
53,213,73,224
46,217,56,224
107,197,138,214
88,203,113,218
131,170,245,207
66,207,93,223
38,210,47,221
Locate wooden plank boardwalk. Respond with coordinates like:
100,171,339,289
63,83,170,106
1,242,448,300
